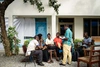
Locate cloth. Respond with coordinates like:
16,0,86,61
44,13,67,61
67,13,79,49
46,38,54,45
26,39,39,56
62,44,72,64
63,28,72,46
29,50,43,63
54,37,62,47
83,37,92,48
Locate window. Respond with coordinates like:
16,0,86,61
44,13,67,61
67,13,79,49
84,18,100,36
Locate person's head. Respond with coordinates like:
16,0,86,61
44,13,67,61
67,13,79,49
47,33,51,39
64,24,69,30
84,32,88,38
38,34,42,40
34,35,39,41
56,32,60,38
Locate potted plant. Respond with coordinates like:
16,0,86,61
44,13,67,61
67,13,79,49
22,40,29,55
74,39,82,50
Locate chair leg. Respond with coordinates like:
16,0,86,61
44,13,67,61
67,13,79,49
88,64,92,67
99,62,100,67
77,60,80,67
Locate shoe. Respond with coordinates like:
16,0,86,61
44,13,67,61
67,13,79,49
67,62,71,65
38,62,44,66
47,60,53,63
59,63,66,66
56,58,59,61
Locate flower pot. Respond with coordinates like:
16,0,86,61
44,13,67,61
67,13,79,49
22,45,27,55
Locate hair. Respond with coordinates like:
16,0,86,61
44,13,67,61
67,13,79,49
38,34,42,40
56,32,60,35
34,35,38,39
47,33,51,36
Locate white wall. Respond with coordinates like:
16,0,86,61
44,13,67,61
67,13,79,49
5,0,100,16
74,17,83,39
4,0,100,39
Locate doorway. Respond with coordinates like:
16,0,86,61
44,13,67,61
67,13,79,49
35,18,47,39
58,18,74,38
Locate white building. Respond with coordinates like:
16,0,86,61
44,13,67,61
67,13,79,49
1,0,100,49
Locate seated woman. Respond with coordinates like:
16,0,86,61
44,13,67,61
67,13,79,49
46,33,58,63
54,32,63,59
38,34,49,62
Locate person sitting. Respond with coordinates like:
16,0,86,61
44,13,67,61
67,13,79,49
46,33,58,63
77,32,92,57
26,35,44,66
38,34,49,62
54,32,63,59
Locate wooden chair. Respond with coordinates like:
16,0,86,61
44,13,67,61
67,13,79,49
77,45,100,67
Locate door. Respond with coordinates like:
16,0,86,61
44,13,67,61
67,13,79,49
59,23,74,38
35,18,47,40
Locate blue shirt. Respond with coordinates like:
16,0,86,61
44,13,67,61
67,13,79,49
63,28,72,46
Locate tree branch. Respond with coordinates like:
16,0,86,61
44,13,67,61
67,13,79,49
2,0,14,10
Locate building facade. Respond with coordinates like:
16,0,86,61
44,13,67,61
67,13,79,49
2,0,100,46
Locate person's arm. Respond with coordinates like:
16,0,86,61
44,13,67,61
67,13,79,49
64,30,69,41
88,38,92,46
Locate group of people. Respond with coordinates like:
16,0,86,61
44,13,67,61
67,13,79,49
25,24,93,66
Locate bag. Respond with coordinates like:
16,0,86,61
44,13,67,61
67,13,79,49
72,51,79,61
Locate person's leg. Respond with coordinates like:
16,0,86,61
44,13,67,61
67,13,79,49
56,46,59,57
54,50,59,61
62,44,68,64
34,50,43,63
43,49,49,62
48,50,53,62
67,45,72,64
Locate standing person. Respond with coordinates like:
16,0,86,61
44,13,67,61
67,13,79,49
26,35,44,66
46,33,58,63
60,24,72,66
54,32,63,59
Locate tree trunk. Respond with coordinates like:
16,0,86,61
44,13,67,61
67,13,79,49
0,11,12,56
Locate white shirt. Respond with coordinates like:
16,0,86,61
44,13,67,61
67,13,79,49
46,38,54,45
26,39,39,56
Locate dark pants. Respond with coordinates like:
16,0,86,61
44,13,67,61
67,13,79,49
30,50,43,63
43,49,49,62
76,46,84,57
56,46,63,58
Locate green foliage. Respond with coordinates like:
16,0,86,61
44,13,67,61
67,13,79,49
24,40,29,47
49,0,61,14
24,38,33,47
23,0,44,12
7,26,20,55
74,39,82,50
23,0,61,14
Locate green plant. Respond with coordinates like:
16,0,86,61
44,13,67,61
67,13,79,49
24,40,29,47
24,38,33,47
23,0,61,14
7,26,20,55
49,0,61,14
74,39,82,50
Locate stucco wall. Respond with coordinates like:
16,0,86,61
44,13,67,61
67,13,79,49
74,17,83,39
5,0,100,16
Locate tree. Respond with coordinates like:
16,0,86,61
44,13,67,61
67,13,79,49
0,0,60,56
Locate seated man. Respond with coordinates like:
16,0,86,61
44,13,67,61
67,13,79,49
77,32,92,57
82,32,92,48
26,35,44,66
54,32,63,59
